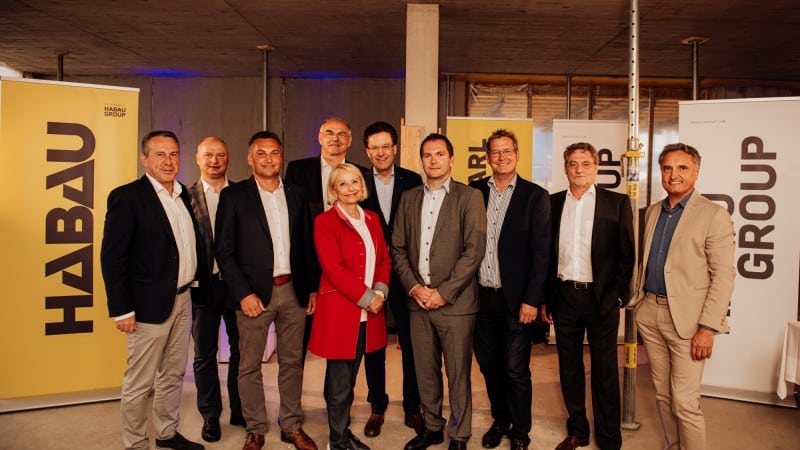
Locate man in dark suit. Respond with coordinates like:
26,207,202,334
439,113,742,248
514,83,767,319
101,130,206,450
284,117,364,360
542,142,634,450
392,133,487,450
358,121,425,438
215,131,319,450
285,117,361,218
469,129,551,450
187,137,244,442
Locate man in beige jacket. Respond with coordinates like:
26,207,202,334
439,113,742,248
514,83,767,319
632,143,735,450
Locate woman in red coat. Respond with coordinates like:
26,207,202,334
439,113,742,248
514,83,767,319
308,163,390,450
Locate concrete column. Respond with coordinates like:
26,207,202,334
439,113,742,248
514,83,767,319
402,4,439,173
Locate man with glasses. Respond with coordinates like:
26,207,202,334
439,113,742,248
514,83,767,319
286,117,362,218
358,121,424,438
542,142,634,450
285,118,365,361
468,129,551,450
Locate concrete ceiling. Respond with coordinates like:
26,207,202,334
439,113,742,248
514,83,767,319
2,0,799,81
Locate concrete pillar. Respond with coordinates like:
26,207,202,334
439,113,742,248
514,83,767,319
402,3,439,173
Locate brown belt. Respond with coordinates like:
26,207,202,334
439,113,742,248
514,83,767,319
646,291,669,305
273,274,292,286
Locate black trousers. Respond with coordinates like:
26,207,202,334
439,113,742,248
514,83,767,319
473,287,534,444
552,282,622,450
363,288,421,415
325,322,367,445
192,276,241,420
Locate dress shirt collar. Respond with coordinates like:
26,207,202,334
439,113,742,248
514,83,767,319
145,173,182,198
661,189,693,212
488,173,517,190
372,165,396,179
200,177,229,194
566,183,595,200
424,176,452,193
256,177,284,194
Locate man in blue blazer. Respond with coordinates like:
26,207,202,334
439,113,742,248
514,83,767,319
543,142,634,450
358,121,425,438
469,129,551,450
101,130,207,450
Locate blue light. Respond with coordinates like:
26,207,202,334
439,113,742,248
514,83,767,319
132,68,205,77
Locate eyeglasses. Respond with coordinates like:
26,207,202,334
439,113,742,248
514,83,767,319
488,149,515,158
321,130,351,139
367,144,395,153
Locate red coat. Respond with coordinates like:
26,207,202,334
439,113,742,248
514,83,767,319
308,205,390,359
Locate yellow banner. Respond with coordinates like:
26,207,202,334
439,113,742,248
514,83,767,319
445,117,534,184
0,78,138,406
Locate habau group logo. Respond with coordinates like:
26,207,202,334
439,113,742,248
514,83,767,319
103,104,127,118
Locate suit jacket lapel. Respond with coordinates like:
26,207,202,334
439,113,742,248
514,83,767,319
245,177,271,237
140,176,178,249
551,191,566,257
284,181,298,232
190,183,214,249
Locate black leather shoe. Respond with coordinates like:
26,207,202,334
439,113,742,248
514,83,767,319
404,429,444,450
330,432,370,450
230,414,247,428
509,439,528,450
201,417,221,442
481,422,508,448
363,413,384,437
555,435,590,450
155,431,204,450
448,439,467,450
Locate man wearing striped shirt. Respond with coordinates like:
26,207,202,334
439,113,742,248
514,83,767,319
469,129,551,450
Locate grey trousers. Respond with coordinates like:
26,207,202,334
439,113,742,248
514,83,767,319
237,281,307,435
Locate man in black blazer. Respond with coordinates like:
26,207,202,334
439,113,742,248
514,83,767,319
469,129,551,450
284,117,365,362
186,137,244,442
215,131,319,450
542,142,634,450
358,121,425,438
285,117,363,218
101,130,206,450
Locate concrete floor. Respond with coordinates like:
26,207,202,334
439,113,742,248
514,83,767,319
0,338,798,450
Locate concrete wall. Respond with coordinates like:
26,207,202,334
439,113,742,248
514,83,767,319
72,75,405,184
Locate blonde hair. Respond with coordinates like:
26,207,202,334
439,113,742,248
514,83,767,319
327,163,368,204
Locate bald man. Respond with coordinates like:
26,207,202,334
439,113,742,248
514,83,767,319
187,137,244,442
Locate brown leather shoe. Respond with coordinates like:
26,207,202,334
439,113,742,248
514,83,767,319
404,412,426,435
555,435,589,450
242,432,264,450
281,428,318,450
364,413,384,437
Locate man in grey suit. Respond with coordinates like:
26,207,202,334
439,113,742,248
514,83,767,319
392,133,487,450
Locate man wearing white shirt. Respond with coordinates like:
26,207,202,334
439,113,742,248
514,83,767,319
187,137,244,442
216,131,319,450
101,130,205,450
542,142,634,450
